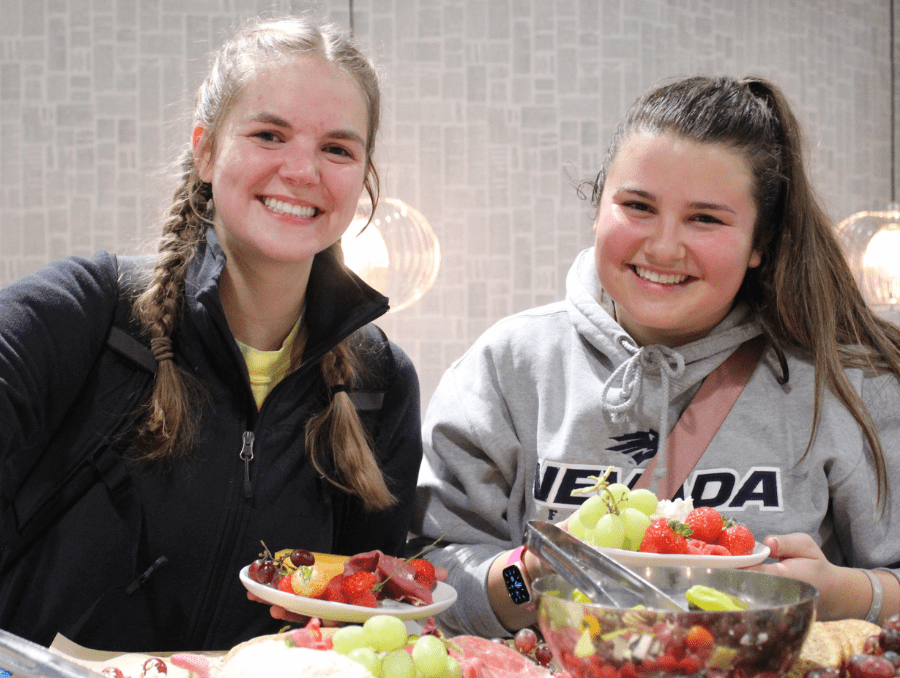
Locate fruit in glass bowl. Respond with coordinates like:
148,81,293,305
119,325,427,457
533,567,817,678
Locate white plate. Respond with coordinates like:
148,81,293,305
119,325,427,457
240,565,458,623
594,541,770,569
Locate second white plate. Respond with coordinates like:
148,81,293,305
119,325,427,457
595,541,770,569
240,565,458,623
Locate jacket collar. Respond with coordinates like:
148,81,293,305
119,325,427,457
188,228,390,361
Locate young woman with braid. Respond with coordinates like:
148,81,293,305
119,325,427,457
413,75,900,638
0,17,422,651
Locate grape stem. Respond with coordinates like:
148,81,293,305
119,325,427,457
570,466,614,496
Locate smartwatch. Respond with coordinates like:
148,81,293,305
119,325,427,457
502,545,536,612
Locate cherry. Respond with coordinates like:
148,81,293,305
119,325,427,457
290,548,315,567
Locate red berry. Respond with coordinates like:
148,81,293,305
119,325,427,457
319,575,347,603
685,507,724,543
341,571,377,599
409,558,437,589
715,524,756,556
640,519,690,555
102,669,125,678
277,575,294,592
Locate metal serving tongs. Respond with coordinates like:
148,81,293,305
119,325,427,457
0,629,102,678
525,520,686,611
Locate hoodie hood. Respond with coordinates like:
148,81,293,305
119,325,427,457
565,247,762,491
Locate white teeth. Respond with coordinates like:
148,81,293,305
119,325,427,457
634,266,688,285
263,197,317,218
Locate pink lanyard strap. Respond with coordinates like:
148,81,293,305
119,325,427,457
633,336,765,499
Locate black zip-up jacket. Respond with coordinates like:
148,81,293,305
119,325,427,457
0,231,422,651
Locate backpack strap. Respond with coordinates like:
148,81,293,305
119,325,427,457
0,255,156,579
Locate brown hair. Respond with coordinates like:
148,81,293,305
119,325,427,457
131,16,395,511
591,75,900,508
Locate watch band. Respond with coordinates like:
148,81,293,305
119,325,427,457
502,545,536,612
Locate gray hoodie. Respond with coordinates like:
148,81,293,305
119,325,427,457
413,248,900,638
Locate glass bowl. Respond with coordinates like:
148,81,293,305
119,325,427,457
534,567,817,678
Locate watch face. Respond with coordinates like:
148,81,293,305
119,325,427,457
502,564,531,605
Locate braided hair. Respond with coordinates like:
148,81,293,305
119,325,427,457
132,17,394,511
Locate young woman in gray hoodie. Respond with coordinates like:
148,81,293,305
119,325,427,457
413,75,900,638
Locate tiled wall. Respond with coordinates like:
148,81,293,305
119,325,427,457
1,0,896,409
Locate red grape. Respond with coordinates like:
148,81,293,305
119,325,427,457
290,548,315,567
534,643,554,667
846,654,895,678
885,614,900,633
514,627,538,654
804,669,840,678
249,558,278,585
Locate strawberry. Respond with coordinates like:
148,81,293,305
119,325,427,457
639,518,691,555
341,571,377,600
410,559,437,590
277,574,293,592
685,507,724,543
715,524,756,556
289,565,330,598
319,574,348,603
347,589,378,608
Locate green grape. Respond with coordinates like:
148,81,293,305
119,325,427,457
411,634,449,677
589,512,625,549
623,488,658,516
620,507,651,543
381,649,417,678
576,494,608,528
567,515,588,540
603,483,630,510
445,656,463,678
363,615,409,652
331,625,369,655
347,647,382,676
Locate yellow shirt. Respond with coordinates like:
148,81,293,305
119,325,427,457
237,319,301,410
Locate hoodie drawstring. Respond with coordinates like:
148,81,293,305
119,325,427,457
600,336,685,494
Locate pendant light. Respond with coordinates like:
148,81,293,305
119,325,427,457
340,0,441,313
836,0,900,320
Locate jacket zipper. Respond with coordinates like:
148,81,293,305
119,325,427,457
239,431,255,498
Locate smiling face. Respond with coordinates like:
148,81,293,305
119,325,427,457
195,55,369,272
593,131,762,348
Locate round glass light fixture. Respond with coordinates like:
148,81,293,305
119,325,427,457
836,203,900,319
341,197,441,313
